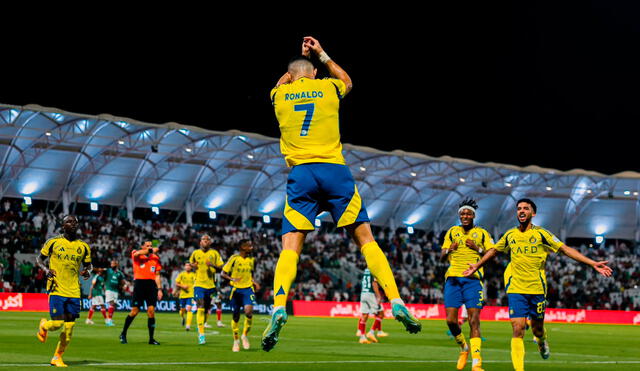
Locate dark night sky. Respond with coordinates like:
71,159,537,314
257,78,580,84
3,2,640,175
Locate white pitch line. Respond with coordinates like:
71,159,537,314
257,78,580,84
2,360,640,367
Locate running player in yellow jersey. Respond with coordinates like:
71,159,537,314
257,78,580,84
189,234,224,344
221,239,260,352
464,198,612,371
441,199,492,371
35,215,92,367
174,263,196,331
262,36,420,352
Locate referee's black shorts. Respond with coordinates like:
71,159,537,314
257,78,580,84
132,279,158,308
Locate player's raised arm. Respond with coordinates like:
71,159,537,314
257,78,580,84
275,72,292,87
558,245,613,277
304,36,353,95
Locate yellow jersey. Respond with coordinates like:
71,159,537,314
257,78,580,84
270,77,347,167
442,226,493,280
175,271,196,299
492,225,564,295
189,249,224,289
222,254,255,289
40,235,91,298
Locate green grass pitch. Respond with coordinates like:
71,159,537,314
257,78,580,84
0,312,638,370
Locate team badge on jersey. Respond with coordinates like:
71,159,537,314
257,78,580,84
529,236,537,244
472,232,478,239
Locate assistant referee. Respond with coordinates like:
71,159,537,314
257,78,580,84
119,241,163,345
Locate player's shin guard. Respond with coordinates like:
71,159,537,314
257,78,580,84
100,307,107,318
273,249,299,307
147,318,156,340
108,305,115,319
54,322,75,357
470,337,482,368
511,337,525,371
231,319,240,341
243,316,252,336
44,320,65,331
186,311,193,327
361,242,400,300
197,308,205,335
217,308,222,322
88,308,94,320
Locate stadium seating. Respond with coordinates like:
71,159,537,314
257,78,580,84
1,198,638,311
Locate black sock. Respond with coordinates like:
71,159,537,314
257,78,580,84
121,315,135,335
448,323,462,337
148,317,156,340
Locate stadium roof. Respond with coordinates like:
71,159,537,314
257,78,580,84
1,103,639,240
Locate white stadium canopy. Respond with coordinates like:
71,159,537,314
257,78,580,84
1,103,639,240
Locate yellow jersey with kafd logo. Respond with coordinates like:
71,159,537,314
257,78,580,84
222,255,255,289
442,226,493,280
176,271,196,299
492,225,564,295
270,77,347,167
189,249,223,289
40,235,91,298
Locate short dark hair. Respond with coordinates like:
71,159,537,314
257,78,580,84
516,198,537,213
239,239,251,248
458,198,478,210
288,55,314,68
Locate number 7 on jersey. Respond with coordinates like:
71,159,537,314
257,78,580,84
294,103,315,136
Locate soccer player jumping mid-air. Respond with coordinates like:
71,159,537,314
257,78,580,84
464,198,612,371
262,36,421,352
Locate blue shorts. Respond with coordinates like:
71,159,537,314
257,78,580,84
194,287,216,301
508,293,546,320
444,277,484,309
282,163,369,234
49,295,81,319
179,297,194,308
230,287,257,313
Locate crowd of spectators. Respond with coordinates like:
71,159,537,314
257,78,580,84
1,198,639,311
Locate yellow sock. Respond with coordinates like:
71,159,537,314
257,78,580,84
361,241,400,300
273,249,299,307
243,316,253,336
197,308,205,335
511,337,525,371
454,333,468,350
54,322,74,357
231,319,240,341
186,311,193,327
470,337,482,367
